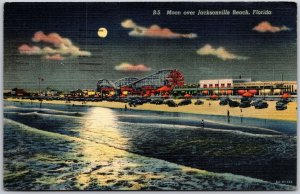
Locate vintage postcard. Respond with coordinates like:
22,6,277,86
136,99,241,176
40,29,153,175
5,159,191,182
3,1,297,191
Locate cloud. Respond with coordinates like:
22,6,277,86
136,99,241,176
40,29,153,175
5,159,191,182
121,19,197,39
121,19,137,29
45,54,64,60
253,21,291,33
18,44,42,55
115,63,151,72
196,44,248,61
32,31,72,46
18,31,91,60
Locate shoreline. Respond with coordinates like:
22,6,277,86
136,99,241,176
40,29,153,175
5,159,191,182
4,98,297,122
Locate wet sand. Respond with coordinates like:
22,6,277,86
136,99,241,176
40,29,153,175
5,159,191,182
5,98,297,121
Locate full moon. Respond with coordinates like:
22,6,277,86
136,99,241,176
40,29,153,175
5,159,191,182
98,27,108,38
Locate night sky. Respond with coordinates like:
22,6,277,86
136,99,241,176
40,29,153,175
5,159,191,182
4,2,297,91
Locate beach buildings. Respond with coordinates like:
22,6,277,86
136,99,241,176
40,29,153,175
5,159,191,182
172,79,297,96
95,69,297,97
234,81,297,95
197,79,297,96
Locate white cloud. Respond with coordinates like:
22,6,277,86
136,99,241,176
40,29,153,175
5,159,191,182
121,19,137,29
121,19,197,39
18,31,91,60
196,44,248,61
115,63,151,72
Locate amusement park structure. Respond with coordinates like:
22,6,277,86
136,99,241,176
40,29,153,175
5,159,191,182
97,69,185,97
114,77,139,88
96,79,116,94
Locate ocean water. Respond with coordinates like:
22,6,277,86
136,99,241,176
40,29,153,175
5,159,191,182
3,101,297,190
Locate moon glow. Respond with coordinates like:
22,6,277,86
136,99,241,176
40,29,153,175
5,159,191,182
98,27,108,38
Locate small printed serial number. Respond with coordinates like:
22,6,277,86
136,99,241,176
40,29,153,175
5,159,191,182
275,180,293,184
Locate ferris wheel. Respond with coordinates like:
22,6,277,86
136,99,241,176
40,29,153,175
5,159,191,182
166,69,185,87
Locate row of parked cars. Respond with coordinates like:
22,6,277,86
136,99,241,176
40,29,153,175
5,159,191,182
127,98,197,107
150,99,192,107
163,99,207,107
22,95,290,111
219,97,289,110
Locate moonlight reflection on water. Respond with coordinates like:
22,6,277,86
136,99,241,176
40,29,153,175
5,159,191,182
3,101,296,190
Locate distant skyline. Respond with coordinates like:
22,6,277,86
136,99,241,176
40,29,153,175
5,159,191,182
4,2,297,91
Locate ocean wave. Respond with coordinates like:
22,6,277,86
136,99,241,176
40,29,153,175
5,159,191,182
4,111,84,119
117,117,281,136
115,109,296,136
4,105,20,109
4,118,73,139
4,107,85,117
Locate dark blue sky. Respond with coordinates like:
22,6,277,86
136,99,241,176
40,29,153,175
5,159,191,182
4,2,297,91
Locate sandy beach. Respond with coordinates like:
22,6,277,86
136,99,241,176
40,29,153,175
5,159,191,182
5,98,297,122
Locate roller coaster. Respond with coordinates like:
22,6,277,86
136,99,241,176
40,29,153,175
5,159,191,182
114,77,139,88
96,69,184,96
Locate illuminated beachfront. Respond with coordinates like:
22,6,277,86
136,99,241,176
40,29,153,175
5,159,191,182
3,1,297,191
4,68,298,122
5,69,297,98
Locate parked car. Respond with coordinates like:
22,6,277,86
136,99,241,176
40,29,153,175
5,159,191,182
194,99,204,105
276,102,287,110
219,98,230,106
255,101,268,109
229,100,240,107
251,99,263,106
141,98,152,103
239,101,251,108
276,99,289,105
129,99,144,107
95,98,103,102
241,97,252,103
150,99,164,105
165,100,177,107
178,99,192,106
